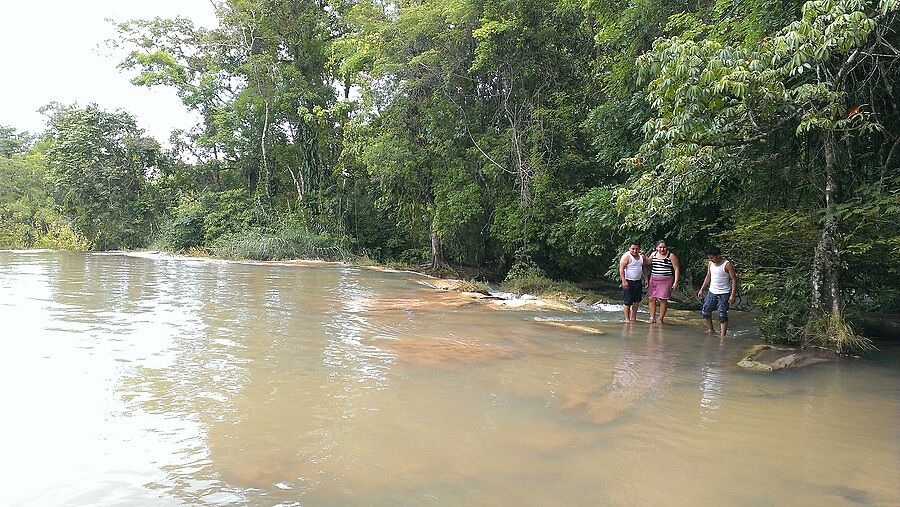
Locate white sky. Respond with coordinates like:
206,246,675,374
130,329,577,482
0,1,219,144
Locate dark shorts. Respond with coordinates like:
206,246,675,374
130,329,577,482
701,292,730,322
623,279,643,306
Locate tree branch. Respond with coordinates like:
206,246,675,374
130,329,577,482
690,113,799,148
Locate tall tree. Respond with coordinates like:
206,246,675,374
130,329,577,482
0,125,34,158
42,103,163,250
115,0,345,219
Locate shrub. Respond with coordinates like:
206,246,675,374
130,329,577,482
0,206,89,250
504,252,546,282
33,219,91,251
166,203,205,251
155,189,257,253
200,189,255,243
457,279,492,294
210,225,351,261
502,273,583,297
754,271,810,344
398,247,429,266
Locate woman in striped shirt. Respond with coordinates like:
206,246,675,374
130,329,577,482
647,239,681,324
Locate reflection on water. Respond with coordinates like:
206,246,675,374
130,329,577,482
1,252,898,505
693,335,727,430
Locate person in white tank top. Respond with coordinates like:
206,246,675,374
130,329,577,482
697,247,737,337
619,240,648,322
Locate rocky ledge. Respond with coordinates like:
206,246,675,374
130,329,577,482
738,344,845,372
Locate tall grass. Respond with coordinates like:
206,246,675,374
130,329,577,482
210,226,352,261
803,313,875,353
502,273,580,295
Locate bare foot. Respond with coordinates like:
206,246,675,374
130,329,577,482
649,318,657,324
659,319,665,325
705,328,714,334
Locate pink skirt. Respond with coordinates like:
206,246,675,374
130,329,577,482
648,275,674,300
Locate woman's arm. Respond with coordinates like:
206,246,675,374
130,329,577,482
670,253,680,289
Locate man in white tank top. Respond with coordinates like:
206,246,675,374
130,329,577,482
619,239,648,322
697,246,738,337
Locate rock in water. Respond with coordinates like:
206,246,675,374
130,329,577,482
535,320,607,335
738,344,842,371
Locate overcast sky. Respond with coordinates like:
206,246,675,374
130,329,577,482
0,1,218,143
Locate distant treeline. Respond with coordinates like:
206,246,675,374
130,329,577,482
1,0,897,350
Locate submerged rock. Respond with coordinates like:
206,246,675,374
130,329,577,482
418,278,490,295
738,344,843,372
535,320,607,335
377,335,528,368
489,297,581,313
347,290,478,312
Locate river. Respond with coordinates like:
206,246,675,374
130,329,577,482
1,251,897,505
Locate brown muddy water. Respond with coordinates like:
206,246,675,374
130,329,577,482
1,251,898,506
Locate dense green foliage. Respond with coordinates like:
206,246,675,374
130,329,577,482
1,0,897,349
620,0,900,349
0,127,88,250
42,104,166,250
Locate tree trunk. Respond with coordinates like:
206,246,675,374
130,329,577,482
258,98,272,203
212,145,221,188
810,216,841,316
430,230,449,270
809,132,844,331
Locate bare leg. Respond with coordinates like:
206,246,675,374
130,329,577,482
623,304,630,322
630,303,639,322
704,318,714,333
648,298,657,323
659,299,668,324
719,320,728,338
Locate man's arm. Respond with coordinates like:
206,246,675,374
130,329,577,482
698,269,710,298
619,255,629,288
726,262,738,304
642,255,649,284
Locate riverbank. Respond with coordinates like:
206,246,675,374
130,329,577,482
11,248,887,373
112,250,895,369
9,248,692,313
30,249,887,348
114,250,594,313
111,250,726,326
92,251,724,347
